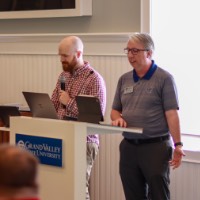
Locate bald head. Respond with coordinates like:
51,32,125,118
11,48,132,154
59,36,84,55
58,36,85,72
0,144,39,190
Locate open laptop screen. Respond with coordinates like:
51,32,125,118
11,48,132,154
0,106,21,127
22,91,58,120
75,95,103,124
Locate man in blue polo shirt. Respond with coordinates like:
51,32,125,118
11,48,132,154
111,32,185,200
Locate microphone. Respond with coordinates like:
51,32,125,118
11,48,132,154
59,76,66,109
60,76,66,91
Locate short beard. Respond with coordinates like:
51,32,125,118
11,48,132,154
62,56,77,74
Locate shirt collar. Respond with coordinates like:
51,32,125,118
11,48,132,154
71,61,90,77
133,60,157,82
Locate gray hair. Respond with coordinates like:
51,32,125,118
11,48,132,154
129,32,155,52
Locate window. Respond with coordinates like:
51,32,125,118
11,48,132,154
151,0,200,136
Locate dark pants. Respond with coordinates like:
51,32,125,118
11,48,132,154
119,138,173,200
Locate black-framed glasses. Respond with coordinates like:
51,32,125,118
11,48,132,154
124,48,149,55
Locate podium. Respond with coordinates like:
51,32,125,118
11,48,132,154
9,116,142,200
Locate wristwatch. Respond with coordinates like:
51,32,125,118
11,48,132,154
174,142,183,147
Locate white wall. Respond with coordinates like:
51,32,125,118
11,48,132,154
0,1,149,199
1,33,200,200
0,33,131,200
151,0,200,135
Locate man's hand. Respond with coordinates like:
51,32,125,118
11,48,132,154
169,147,185,169
59,90,70,106
111,117,127,128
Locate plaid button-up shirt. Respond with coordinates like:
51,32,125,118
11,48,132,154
51,61,106,145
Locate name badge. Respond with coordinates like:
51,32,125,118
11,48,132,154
124,86,134,94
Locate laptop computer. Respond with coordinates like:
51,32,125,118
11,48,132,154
0,106,21,127
22,91,58,120
75,95,103,124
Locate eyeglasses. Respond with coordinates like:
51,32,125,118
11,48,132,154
124,48,149,55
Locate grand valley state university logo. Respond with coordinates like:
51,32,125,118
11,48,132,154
16,134,63,167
